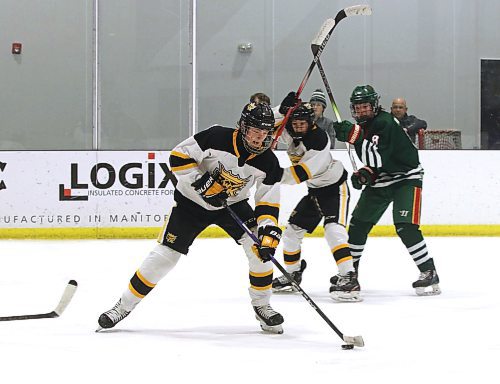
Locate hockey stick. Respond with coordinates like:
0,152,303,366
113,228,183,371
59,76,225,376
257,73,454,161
0,280,78,321
271,4,372,149
314,57,358,171
311,5,372,171
223,201,364,348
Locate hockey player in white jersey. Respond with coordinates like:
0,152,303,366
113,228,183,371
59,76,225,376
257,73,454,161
97,102,286,333
272,95,360,302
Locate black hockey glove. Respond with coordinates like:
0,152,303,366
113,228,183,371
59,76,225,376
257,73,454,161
333,121,363,144
253,226,282,262
191,171,228,208
351,166,376,190
279,91,301,115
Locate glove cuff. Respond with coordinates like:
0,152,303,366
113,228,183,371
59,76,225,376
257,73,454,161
348,124,362,144
359,166,377,185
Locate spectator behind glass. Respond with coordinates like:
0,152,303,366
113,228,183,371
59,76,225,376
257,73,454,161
310,89,335,149
391,98,427,143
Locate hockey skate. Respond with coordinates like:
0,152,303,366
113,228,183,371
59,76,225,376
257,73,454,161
330,260,359,286
253,304,284,334
412,269,441,296
96,299,130,331
272,259,307,293
329,271,362,302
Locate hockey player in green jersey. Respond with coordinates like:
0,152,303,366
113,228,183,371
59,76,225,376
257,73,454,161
332,85,440,296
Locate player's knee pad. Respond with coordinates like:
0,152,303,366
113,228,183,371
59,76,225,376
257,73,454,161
395,223,423,245
282,223,306,251
139,243,182,283
348,219,373,239
324,222,348,248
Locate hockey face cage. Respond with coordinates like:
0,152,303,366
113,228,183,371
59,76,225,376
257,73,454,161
286,102,315,140
238,102,275,154
350,85,380,124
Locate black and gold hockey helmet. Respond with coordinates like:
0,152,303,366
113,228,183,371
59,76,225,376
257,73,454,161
238,102,275,154
286,102,315,140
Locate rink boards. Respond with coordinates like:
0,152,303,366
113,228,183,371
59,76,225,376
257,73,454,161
0,150,499,238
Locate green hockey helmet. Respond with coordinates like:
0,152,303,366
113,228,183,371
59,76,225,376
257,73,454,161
350,85,380,123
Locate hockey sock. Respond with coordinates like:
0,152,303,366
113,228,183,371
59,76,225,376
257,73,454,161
283,250,302,272
324,222,353,275
395,223,435,272
348,219,374,265
123,244,181,310
282,223,306,272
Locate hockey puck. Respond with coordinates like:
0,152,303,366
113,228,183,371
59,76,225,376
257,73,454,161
341,344,354,350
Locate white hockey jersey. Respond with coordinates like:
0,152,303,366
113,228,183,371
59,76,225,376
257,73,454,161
280,126,346,189
169,125,282,227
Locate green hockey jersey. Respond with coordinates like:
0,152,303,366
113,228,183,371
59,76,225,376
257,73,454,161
353,111,423,188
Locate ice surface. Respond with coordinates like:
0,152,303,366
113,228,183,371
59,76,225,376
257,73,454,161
0,237,498,383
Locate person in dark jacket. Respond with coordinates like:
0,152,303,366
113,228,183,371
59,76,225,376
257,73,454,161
391,98,427,143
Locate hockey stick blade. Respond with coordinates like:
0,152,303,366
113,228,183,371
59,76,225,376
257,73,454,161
311,5,372,52
343,335,365,347
344,4,372,17
0,280,78,321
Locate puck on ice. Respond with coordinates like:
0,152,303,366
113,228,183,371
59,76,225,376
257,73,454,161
341,344,354,350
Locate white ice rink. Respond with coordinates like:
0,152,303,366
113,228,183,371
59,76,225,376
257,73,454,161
1,237,498,384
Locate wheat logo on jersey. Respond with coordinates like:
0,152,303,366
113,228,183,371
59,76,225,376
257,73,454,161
216,163,250,197
165,232,177,244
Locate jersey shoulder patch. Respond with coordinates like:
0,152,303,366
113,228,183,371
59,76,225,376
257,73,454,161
194,125,235,153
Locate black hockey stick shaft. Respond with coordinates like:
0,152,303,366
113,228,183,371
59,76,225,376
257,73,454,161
0,280,78,321
272,5,372,148
314,57,358,171
223,202,348,343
